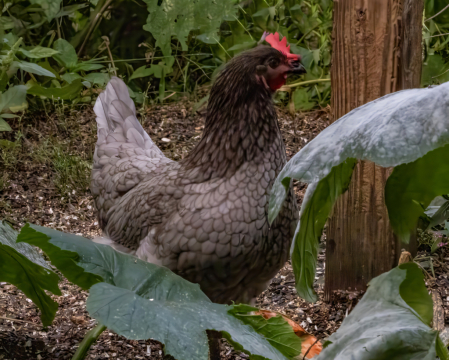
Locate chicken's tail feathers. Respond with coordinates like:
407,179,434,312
93,76,163,156
91,76,169,223
94,76,136,132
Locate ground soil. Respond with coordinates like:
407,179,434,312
0,100,447,360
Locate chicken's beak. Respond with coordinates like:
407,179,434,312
288,59,306,75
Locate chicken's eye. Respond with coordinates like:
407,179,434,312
268,58,280,69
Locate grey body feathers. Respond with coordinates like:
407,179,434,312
91,74,298,304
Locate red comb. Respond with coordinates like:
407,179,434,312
264,32,300,60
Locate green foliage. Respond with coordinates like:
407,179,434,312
287,159,356,303
386,144,449,243
228,305,303,359
425,197,449,229
51,147,92,198
1,0,333,123
142,0,236,57
422,1,449,86
0,221,61,327
18,223,303,360
0,133,22,168
0,85,27,131
27,79,84,100
315,263,447,360
1,0,448,121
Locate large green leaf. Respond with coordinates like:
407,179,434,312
30,0,63,21
292,88,316,111
129,65,155,80
228,41,257,53
17,225,103,290
83,72,110,86
422,54,449,87
13,60,56,78
0,118,12,131
269,83,449,224
55,3,90,18
0,85,27,113
52,39,78,70
291,159,356,303
27,79,84,100
385,144,449,242
289,45,314,71
0,16,15,31
0,222,60,327
228,305,302,359
269,82,449,302
315,263,441,360
426,200,449,228
18,224,300,360
18,46,59,59
61,72,82,84
87,283,296,360
72,62,104,72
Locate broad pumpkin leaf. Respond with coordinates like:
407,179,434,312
18,224,302,360
268,82,449,302
0,221,60,327
291,159,356,302
315,263,446,360
228,305,304,359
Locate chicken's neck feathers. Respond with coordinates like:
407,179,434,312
183,75,281,181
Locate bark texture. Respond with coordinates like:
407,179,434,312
325,0,424,300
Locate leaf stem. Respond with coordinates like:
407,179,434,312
71,323,107,360
282,78,330,90
425,3,449,22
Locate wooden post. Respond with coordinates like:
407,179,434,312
325,0,423,300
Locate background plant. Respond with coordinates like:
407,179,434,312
422,1,449,86
1,0,448,131
0,0,333,124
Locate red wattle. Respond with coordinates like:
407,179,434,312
269,77,286,91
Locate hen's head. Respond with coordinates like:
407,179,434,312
255,32,305,91
215,32,305,94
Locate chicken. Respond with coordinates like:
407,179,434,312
91,33,303,304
